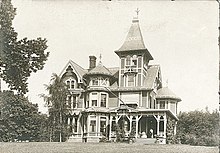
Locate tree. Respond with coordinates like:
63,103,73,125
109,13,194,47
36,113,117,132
0,0,49,95
176,109,219,146
41,73,70,142
0,90,48,142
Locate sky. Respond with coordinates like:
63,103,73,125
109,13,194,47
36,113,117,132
5,0,218,114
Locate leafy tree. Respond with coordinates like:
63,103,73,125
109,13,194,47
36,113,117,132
0,90,49,142
176,109,219,146
0,0,49,95
41,73,70,142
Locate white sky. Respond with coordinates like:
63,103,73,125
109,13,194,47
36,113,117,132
5,0,218,114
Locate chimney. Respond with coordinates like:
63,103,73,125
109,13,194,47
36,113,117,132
89,56,96,70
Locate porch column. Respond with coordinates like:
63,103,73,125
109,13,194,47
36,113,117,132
77,117,80,136
163,115,167,138
145,117,148,134
129,116,132,133
157,117,160,136
71,95,74,110
87,115,90,134
72,117,75,133
97,116,100,136
109,116,113,140
135,116,140,138
67,117,71,125
174,121,177,135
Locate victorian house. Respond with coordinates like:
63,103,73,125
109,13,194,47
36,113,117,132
58,15,181,144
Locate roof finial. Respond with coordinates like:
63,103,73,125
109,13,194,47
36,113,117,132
135,8,140,18
99,53,102,64
166,79,169,87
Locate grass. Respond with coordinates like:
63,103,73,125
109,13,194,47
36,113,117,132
0,142,218,153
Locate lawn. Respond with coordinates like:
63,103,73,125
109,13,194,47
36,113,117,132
0,142,218,153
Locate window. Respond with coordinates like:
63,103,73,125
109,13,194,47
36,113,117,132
92,78,98,86
67,95,71,108
92,100,97,106
100,120,106,134
90,120,96,132
73,96,77,108
101,94,107,107
159,121,164,131
100,78,107,86
66,79,75,89
160,101,165,109
67,81,70,88
74,118,77,132
71,80,75,89
127,75,135,86
126,56,131,66
132,59,137,66
121,58,125,68
138,56,142,68
154,100,156,109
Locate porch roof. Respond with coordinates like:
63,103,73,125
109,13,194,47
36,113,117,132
82,107,110,113
109,107,178,121
135,108,179,121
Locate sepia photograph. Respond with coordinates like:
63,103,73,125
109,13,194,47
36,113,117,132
0,0,219,153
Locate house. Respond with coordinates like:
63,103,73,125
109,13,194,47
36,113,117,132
57,15,181,144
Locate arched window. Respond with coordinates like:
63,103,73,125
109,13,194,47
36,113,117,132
66,78,76,89
67,80,70,89
71,80,75,89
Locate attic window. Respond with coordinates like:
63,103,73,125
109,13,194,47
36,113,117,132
66,79,75,89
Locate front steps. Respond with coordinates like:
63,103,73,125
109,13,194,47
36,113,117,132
67,136,83,142
135,138,156,144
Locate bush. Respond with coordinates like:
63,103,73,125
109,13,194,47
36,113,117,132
177,110,219,146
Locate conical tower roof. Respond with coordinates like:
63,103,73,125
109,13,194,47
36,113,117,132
115,17,153,60
156,87,181,102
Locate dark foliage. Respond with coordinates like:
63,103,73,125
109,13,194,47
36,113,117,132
176,109,219,146
0,91,49,142
0,0,49,95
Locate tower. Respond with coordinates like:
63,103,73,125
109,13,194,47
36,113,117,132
115,16,153,88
